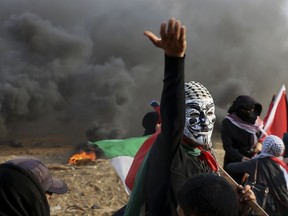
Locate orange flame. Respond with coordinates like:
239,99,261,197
68,151,96,164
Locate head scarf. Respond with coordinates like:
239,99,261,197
225,113,262,145
228,95,262,124
254,135,285,159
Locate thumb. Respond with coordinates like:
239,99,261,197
144,31,161,47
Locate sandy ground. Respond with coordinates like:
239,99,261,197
0,136,224,216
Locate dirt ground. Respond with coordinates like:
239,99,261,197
0,136,224,216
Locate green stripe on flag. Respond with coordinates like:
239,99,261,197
92,136,150,159
124,152,150,216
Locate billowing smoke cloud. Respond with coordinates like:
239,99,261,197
0,0,288,143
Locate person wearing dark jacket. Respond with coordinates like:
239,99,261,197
226,135,288,216
221,95,263,183
123,18,255,216
0,156,68,216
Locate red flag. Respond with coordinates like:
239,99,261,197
261,85,288,140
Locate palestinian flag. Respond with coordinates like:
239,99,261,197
93,135,150,193
93,100,161,194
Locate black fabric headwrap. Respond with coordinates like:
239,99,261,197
0,163,50,216
228,95,262,115
228,95,262,124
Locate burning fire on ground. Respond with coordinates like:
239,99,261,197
68,151,96,165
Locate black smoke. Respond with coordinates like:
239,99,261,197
0,0,288,143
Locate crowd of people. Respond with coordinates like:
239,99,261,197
0,17,288,216
221,95,288,215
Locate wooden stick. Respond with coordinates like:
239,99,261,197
218,166,269,216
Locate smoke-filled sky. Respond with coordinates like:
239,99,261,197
1,0,288,142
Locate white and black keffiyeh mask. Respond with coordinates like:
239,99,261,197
184,81,216,146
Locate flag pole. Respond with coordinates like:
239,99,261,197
218,166,269,216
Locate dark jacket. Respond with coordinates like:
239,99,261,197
144,55,213,216
221,118,261,183
226,158,288,216
221,118,260,166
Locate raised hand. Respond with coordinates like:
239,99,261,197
144,18,186,57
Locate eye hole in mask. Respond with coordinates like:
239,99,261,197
240,106,255,113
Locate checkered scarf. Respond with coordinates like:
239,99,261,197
226,113,261,145
184,81,212,101
254,135,285,159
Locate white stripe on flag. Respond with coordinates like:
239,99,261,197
110,156,134,194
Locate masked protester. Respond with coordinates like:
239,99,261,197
121,18,255,216
183,81,216,148
221,95,263,183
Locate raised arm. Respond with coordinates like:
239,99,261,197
143,18,187,215
144,18,187,158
